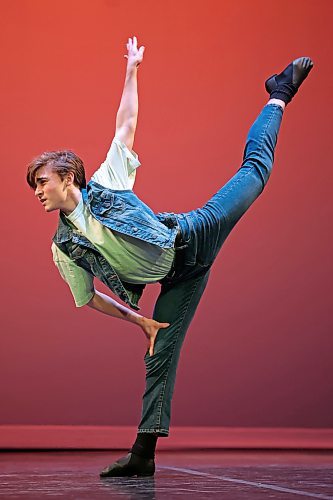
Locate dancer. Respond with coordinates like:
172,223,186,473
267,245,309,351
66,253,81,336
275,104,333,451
26,36,313,477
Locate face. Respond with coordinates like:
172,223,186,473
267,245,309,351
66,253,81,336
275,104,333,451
34,163,69,212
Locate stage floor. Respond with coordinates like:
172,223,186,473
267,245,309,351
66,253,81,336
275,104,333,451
1,450,333,499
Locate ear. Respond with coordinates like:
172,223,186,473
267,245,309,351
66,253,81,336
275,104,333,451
65,172,75,187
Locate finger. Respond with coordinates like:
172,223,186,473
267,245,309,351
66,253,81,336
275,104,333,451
139,46,145,54
133,36,137,48
160,322,170,328
149,340,154,356
128,37,132,48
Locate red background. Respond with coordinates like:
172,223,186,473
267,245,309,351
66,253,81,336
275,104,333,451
1,0,332,430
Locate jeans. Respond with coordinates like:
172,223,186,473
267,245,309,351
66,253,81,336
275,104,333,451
138,103,284,436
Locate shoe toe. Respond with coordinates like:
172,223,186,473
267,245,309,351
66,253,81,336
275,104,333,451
99,453,155,478
100,464,118,477
99,453,131,477
100,467,112,477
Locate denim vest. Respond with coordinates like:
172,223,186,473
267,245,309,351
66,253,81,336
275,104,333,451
52,180,179,310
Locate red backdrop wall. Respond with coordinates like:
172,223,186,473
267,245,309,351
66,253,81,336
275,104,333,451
1,0,332,429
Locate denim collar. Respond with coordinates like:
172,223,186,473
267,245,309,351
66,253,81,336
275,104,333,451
52,189,88,244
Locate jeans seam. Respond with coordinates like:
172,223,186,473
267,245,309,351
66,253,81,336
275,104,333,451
151,274,203,430
212,169,254,224
218,105,279,226
251,105,279,189
257,105,279,163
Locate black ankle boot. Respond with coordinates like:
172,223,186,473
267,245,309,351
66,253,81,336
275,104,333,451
265,57,314,104
99,452,155,478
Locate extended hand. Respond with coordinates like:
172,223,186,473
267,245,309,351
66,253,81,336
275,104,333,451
139,317,170,356
124,36,145,68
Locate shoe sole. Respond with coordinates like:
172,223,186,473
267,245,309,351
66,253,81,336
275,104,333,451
100,470,155,478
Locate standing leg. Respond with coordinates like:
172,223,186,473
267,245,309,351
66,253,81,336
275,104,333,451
138,268,211,435
99,269,210,478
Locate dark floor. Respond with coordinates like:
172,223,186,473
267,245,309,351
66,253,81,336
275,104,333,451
0,451,333,499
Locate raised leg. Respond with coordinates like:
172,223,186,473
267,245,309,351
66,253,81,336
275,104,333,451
176,102,284,269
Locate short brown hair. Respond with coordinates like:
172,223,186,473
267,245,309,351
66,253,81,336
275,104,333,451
26,150,86,190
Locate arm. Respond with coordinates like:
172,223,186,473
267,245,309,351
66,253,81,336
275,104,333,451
87,290,169,356
52,246,166,356
115,36,145,151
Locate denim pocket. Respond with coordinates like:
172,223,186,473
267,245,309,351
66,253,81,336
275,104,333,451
69,244,88,261
90,190,126,215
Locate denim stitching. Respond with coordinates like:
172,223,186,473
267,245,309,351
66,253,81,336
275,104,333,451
212,105,280,225
155,276,202,427
257,105,280,163
137,427,169,435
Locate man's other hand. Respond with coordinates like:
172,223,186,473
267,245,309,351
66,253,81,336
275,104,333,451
139,317,170,356
124,36,145,68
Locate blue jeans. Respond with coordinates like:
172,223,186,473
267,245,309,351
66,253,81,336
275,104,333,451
138,103,284,436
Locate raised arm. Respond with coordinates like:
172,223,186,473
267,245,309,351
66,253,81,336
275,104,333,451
87,290,169,356
115,36,145,151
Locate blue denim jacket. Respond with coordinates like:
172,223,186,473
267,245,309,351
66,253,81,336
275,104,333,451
52,180,179,310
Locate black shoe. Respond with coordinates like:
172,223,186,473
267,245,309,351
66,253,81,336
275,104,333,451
99,452,155,478
265,57,314,104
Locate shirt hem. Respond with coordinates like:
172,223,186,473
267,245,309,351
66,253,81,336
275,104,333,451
75,291,94,308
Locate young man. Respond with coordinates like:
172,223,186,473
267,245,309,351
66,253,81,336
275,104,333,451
27,37,313,477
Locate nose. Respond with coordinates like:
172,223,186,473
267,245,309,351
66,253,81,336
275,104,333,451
35,186,42,197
